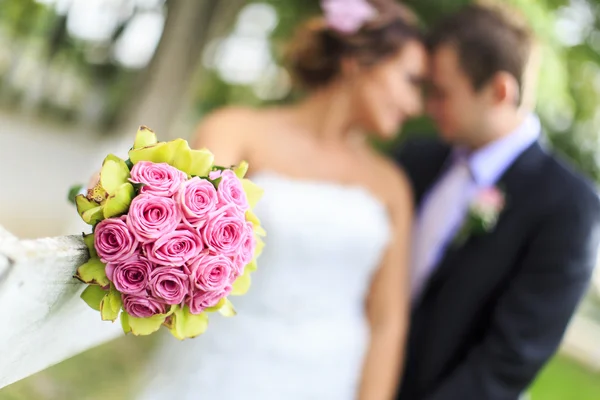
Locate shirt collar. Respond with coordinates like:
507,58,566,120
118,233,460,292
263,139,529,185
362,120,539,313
453,113,541,186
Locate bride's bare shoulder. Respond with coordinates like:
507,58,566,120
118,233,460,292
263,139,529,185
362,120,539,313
190,106,284,165
193,106,258,138
371,154,414,218
190,107,265,165
192,106,282,144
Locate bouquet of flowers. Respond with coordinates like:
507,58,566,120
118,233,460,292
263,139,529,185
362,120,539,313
70,126,265,340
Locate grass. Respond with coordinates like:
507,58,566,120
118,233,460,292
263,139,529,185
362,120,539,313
0,335,157,400
1,342,599,400
529,355,600,400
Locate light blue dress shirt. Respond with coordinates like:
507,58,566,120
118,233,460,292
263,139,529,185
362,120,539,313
411,114,542,302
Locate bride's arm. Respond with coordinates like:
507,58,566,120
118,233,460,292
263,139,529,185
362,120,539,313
358,168,413,400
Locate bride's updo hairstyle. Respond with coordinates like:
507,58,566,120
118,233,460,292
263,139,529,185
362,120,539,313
287,0,422,89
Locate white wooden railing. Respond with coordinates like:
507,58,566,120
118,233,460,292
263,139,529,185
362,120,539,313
0,226,122,389
0,223,598,392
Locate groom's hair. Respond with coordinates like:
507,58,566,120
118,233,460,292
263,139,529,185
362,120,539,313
428,3,535,103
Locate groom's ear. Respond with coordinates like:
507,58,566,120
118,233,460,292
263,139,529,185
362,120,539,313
488,71,520,107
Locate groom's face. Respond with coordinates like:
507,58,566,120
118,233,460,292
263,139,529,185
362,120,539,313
426,44,488,146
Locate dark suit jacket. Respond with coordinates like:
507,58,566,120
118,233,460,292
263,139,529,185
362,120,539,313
394,138,600,400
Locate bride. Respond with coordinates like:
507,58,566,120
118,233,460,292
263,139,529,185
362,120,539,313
138,1,427,398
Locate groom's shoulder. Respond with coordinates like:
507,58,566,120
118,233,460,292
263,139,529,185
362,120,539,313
391,137,449,165
393,137,448,155
540,149,600,212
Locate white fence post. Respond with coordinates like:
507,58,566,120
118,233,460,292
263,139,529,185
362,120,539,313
0,228,123,389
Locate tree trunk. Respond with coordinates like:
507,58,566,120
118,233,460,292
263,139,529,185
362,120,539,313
119,0,224,137
168,0,249,141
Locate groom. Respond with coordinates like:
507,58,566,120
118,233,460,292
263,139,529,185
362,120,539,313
395,4,600,400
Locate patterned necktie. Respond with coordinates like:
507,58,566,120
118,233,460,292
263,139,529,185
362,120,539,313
411,159,473,301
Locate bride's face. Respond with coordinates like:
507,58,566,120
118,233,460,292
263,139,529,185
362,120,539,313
351,40,428,139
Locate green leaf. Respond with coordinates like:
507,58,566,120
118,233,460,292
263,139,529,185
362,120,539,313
121,311,132,334
68,184,83,205
219,298,237,317
231,271,251,296
169,306,209,340
233,161,249,179
80,285,106,311
100,154,130,195
128,314,167,336
82,233,97,258
100,287,122,322
75,258,109,287
132,182,146,192
133,126,158,149
103,183,135,219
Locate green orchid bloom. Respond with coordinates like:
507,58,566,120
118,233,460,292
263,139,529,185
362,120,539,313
100,286,122,322
74,258,109,288
241,178,264,209
231,271,251,296
168,306,209,340
75,153,133,225
80,285,106,311
121,306,175,336
103,182,135,219
128,137,214,177
234,161,249,179
133,126,158,149
126,313,169,336
82,233,97,258
219,299,237,317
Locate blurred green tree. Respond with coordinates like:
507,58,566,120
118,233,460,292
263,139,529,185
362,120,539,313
0,0,599,180
193,0,600,182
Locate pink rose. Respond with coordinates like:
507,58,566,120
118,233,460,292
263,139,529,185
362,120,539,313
202,205,246,256
127,194,181,243
474,187,505,211
148,267,189,305
238,222,256,268
186,286,232,315
122,294,167,318
94,216,138,263
209,170,222,180
186,253,235,292
217,170,249,212
130,161,187,197
144,225,203,266
106,254,152,295
176,177,218,227
322,0,376,34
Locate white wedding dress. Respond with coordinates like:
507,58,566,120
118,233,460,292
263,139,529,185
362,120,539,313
138,171,392,400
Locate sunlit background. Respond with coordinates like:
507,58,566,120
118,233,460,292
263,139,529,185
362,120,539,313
1,0,600,399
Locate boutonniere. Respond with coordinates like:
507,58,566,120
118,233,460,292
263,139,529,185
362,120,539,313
453,186,506,247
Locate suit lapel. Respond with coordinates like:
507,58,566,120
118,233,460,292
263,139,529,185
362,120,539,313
419,141,547,299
